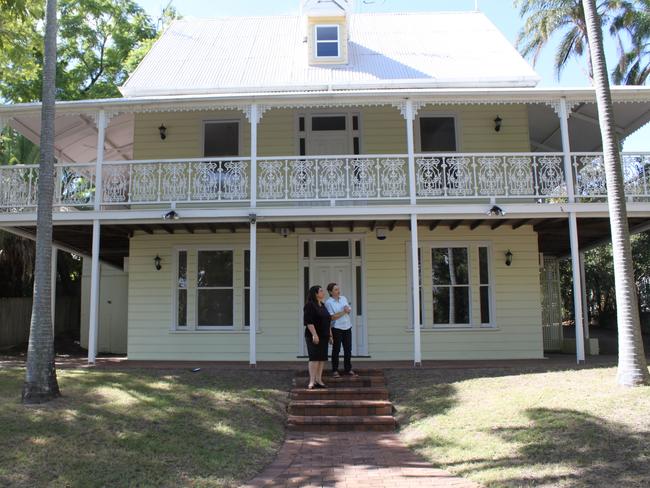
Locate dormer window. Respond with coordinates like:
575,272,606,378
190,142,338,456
315,25,339,58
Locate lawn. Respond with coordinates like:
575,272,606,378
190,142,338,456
387,365,650,488
0,365,292,488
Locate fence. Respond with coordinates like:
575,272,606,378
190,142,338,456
0,296,80,349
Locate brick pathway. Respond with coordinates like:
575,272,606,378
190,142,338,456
242,432,481,488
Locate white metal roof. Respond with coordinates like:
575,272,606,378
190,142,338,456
120,11,541,97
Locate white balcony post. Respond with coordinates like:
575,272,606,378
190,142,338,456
558,99,585,362
51,247,57,333
558,98,576,203
405,100,417,205
410,213,422,366
94,110,106,211
250,104,258,208
88,219,101,364
249,217,257,366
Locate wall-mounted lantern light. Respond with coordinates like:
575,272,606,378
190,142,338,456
505,249,513,266
158,124,167,140
154,255,162,271
494,115,502,132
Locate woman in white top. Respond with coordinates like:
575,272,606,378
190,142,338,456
325,282,356,377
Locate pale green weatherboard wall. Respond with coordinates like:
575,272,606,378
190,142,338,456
132,104,530,159
127,226,543,361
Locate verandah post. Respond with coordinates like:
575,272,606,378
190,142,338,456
88,110,106,364
559,98,586,363
410,214,422,366
249,104,258,366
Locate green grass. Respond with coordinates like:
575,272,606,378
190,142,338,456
387,366,650,488
0,366,292,488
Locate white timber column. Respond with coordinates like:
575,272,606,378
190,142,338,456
249,218,257,366
250,104,258,208
88,220,101,364
558,98,586,363
404,100,417,206
410,214,422,366
249,104,259,366
88,110,106,364
51,247,58,332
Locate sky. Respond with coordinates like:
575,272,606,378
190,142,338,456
136,0,648,150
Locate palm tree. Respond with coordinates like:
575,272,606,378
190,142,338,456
582,0,650,386
611,0,650,85
22,0,61,403
515,0,630,81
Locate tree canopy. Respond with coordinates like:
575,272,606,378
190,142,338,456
0,0,159,103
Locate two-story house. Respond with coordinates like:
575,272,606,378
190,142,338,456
1,1,649,364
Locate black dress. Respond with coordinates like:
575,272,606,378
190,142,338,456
303,301,331,361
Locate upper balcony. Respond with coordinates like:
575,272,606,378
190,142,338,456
1,152,650,214
1,87,650,219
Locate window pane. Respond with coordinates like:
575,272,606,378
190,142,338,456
245,289,250,327
352,115,359,131
244,250,250,287
178,251,187,288
451,248,469,284
453,287,470,324
303,241,310,258
479,247,489,285
317,42,339,57
178,289,187,327
198,289,233,326
432,287,449,324
299,116,305,132
315,240,350,257
480,286,490,324
304,267,310,302
316,26,338,41
198,250,233,287
204,122,239,157
420,117,456,152
353,137,360,155
312,116,346,131
433,287,469,324
299,138,306,156
355,240,361,258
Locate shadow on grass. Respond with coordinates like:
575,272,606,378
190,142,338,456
458,408,650,487
0,368,293,488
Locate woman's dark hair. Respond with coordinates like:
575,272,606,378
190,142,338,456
306,285,322,304
326,282,337,295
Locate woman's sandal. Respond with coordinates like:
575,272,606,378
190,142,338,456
307,383,315,390
332,371,341,378
315,382,327,388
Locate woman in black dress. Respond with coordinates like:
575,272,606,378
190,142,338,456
303,285,332,389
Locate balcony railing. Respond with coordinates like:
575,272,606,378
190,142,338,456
1,152,649,213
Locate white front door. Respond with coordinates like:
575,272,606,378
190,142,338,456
300,237,367,357
307,115,349,155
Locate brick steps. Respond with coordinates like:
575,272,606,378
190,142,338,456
289,399,393,416
287,369,396,432
287,415,397,432
292,376,385,388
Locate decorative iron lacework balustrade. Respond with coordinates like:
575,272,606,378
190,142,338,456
0,163,96,212
257,156,409,201
1,153,649,213
573,153,650,200
415,154,567,199
101,158,251,205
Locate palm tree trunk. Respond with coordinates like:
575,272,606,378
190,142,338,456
22,0,61,403
582,0,650,386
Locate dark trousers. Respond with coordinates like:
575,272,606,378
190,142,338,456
331,328,352,373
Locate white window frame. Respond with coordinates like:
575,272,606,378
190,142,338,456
415,113,460,153
171,245,250,331
202,119,243,158
407,240,496,330
314,24,340,59
430,244,472,327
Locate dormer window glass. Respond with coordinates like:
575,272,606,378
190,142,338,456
315,25,339,58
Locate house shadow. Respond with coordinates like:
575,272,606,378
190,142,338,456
461,408,650,487
332,41,434,81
